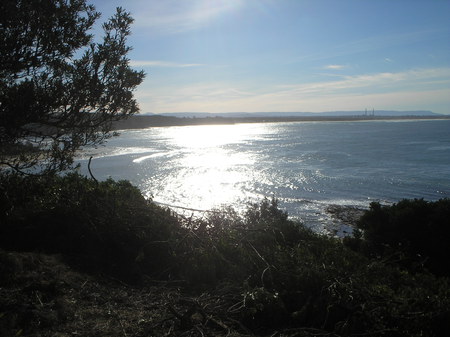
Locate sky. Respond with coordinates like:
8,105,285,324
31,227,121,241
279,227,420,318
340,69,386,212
90,0,450,115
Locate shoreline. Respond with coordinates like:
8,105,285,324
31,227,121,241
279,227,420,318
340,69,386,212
325,204,366,227
113,114,450,130
155,197,368,237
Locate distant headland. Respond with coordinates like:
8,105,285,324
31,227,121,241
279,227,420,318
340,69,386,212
113,110,450,130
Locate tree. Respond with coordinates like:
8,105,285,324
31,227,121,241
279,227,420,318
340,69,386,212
346,199,450,276
0,0,145,173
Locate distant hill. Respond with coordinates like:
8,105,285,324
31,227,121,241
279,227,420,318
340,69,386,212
156,110,439,118
112,111,448,130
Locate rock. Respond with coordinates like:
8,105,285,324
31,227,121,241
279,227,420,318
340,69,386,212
326,205,366,227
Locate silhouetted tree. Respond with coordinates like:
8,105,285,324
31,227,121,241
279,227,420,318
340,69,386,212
347,198,450,276
0,0,144,173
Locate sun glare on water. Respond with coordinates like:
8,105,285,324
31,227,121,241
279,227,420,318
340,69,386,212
167,123,250,148
145,123,262,211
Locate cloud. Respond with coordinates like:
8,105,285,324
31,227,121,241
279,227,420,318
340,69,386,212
136,67,450,114
139,86,450,114
279,68,450,96
130,60,203,68
324,64,346,70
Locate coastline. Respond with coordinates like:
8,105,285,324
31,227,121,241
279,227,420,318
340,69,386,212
113,114,450,130
324,204,366,236
326,204,366,227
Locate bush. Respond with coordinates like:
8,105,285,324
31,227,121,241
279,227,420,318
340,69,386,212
0,172,181,281
162,198,450,336
345,199,450,276
1,175,449,336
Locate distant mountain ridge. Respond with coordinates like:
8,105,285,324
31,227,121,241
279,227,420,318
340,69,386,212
112,110,447,130
153,110,439,118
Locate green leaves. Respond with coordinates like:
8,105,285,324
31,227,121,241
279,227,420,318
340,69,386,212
0,1,144,173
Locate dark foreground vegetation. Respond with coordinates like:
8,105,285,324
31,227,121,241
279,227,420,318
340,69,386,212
1,173,449,336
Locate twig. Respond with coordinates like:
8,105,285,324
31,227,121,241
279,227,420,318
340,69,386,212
153,201,225,214
207,315,230,331
88,156,98,183
35,291,44,307
227,300,245,313
163,322,174,337
248,242,271,287
106,302,128,337
280,327,338,336
195,325,205,337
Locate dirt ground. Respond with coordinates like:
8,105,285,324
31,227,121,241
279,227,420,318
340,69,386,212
0,250,254,337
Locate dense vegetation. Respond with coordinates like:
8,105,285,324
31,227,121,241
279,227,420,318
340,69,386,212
1,172,449,336
345,199,450,277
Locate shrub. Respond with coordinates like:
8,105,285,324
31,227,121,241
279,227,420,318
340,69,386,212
345,199,450,276
0,172,180,281
165,198,450,336
1,175,449,336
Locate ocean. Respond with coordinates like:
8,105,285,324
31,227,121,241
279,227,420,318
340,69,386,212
77,119,450,235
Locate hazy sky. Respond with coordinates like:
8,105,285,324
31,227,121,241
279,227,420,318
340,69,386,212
91,0,450,114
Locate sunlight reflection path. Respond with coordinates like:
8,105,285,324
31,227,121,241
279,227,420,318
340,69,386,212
142,124,264,211
77,120,450,235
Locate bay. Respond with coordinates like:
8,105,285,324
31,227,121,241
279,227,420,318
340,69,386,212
77,119,450,235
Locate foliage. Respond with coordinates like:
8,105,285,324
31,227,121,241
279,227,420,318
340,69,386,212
0,172,180,280
344,199,450,277
176,200,450,336
0,0,144,173
1,174,449,336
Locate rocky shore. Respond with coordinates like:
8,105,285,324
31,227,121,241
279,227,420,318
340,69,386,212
323,204,366,237
325,204,366,227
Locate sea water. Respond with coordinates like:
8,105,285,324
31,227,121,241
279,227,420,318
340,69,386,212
77,119,450,234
